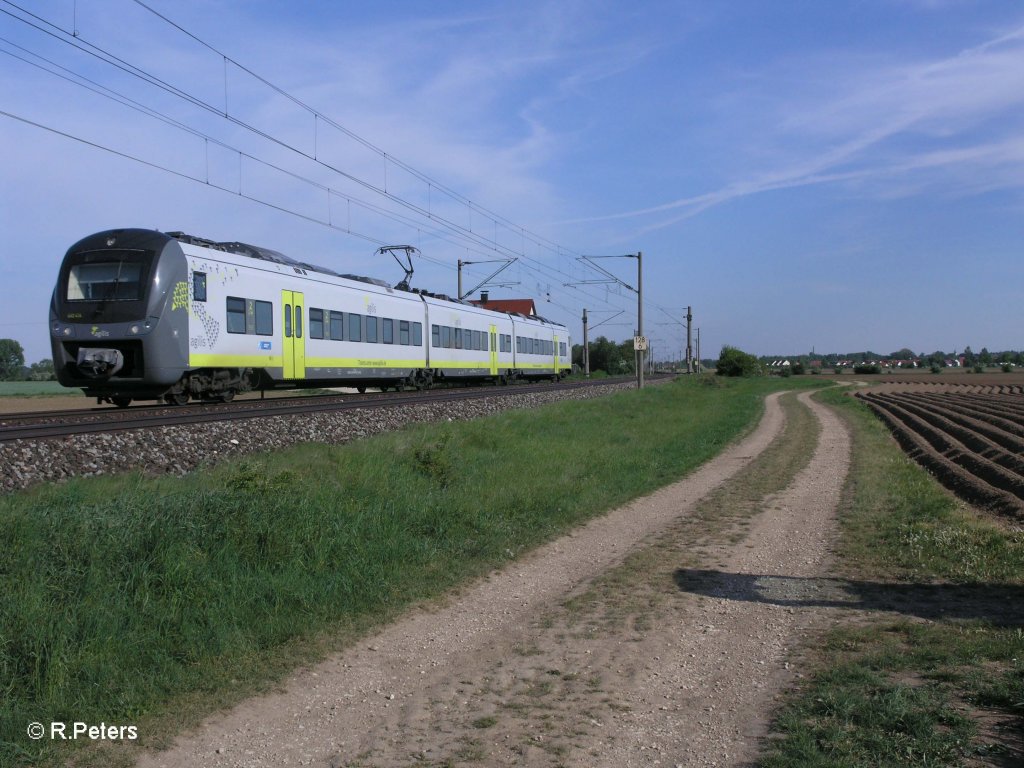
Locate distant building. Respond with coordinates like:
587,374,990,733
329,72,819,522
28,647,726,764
469,297,538,316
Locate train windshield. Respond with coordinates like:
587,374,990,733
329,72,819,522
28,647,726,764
67,258,145,302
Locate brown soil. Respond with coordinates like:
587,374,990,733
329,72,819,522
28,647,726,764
131,389,854,768
856,389,1024,521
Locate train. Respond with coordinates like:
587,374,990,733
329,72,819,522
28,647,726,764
49,229,572,406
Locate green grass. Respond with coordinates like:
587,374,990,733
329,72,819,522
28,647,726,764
0,375,823,767
760,388,1024,767
0,381,78,397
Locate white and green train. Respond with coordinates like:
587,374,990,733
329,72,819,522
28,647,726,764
50,229,572,406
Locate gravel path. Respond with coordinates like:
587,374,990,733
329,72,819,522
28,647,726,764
136,389,850,768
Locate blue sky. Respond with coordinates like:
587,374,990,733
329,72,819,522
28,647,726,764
2,0,1023,365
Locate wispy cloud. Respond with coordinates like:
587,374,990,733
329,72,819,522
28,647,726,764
578,18,1024,234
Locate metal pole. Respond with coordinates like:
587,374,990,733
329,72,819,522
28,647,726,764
637,251,644,389
686,305,693,374
582,308,590,377
457,259,463,299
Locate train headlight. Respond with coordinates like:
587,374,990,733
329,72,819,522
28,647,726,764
129,324,140,334
62,327,73,336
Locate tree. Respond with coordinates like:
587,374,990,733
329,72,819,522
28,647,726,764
0,339,25,381
584,336,632,376
28,359,56,381
716,345,762,377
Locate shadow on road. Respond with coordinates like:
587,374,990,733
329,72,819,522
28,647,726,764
673,568,1024,627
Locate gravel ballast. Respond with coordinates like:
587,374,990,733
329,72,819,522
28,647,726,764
1,382,639,494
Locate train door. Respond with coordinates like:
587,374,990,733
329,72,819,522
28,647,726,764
553,334,560,374
489,324,498,376
281,289,306,379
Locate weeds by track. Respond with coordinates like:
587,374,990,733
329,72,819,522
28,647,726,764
0,377,646,442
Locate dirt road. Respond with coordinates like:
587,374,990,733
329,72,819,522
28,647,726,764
137,389,850,768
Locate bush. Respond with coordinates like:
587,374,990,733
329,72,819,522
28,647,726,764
972,364,984,374
715,346,762,377
1002,363,1013,373
930,364,942,374
853,363,881,375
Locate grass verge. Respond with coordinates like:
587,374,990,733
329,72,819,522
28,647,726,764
0,382,79,398
760,387,1024,767
0,375,823,767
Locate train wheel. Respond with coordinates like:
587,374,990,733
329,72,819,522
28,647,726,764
165,392,189,406
219,390,235,403
356,385,367,394
111,396,132,408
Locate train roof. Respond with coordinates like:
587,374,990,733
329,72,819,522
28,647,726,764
168,231,392,290
165,231,567,329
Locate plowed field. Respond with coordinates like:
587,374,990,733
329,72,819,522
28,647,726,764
856,385,1024,520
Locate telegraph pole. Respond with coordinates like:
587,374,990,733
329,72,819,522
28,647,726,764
568,252,643,388
696,327,701,373
637,251,644,389
686,305,693,374
582,308,590,377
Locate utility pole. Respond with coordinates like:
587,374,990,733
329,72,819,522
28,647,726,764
686,305,693,374
696,327,701,373
637,251,644,389
582,308,590,377
457,259,463,300
568,251,643,388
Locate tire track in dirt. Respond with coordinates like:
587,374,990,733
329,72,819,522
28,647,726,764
136,390,850,768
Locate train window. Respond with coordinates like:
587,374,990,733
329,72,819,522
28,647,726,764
254,301,273,335
431,324,440,348
309,308,324,339
412,322,422,346
67,260,144,301
384,318,394,344
330,311,344,341
294,305,303,338
226,296,246,334
284,303,292,338
455,328,464,350
366,316,378,343
348,312,362,342
471,330,480,350
399,320,410,345
442,326,451,348
192,272,207,302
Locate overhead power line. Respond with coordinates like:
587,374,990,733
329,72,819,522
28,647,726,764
1,0,680,325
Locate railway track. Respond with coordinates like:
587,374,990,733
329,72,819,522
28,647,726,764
0,377,659,442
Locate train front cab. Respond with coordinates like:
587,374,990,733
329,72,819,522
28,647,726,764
50,230,189,405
